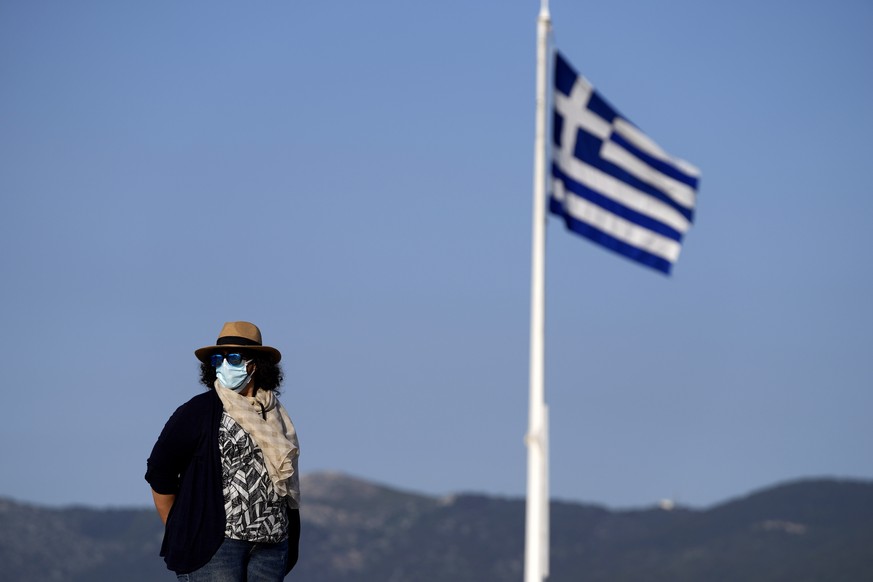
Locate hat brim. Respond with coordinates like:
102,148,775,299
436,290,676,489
195,344,282,364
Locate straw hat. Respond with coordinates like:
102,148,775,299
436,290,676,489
195,321,282,364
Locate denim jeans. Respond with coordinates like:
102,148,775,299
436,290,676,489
176,537,288,582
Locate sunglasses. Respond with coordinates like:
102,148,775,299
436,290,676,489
210,353,247,367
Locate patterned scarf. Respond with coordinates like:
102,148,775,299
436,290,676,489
214,382,300,508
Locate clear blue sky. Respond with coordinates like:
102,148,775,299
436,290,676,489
1,0,871,510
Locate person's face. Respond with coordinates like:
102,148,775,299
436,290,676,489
210,351,257,375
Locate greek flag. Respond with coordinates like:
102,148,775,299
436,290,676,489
551,52,701,274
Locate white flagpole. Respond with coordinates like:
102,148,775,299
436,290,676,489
525,1,551,581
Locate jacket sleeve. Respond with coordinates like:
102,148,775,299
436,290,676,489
285,508,301,574
145,399,202,494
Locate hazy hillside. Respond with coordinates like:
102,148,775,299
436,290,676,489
1,473,871,581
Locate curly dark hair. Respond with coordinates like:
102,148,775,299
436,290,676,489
199,351,284,394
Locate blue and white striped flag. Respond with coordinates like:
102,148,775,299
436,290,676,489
550,52,701,274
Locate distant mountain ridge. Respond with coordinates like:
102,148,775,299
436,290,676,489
1,473,871,581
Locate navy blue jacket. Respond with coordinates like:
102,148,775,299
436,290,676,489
145,390,300,575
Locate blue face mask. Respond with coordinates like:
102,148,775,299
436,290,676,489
216,359,252,392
